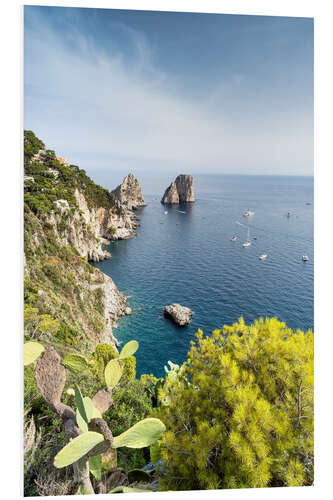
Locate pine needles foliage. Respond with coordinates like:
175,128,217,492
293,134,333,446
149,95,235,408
155,317,314,491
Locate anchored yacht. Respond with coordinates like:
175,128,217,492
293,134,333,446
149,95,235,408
242,227,251,247
259,254,267,260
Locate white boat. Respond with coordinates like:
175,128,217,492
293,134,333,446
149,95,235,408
243,210,255,217
259,254,267,260
231,236,237,241
302,254,309,262
242,227,251,247
164,211,168,215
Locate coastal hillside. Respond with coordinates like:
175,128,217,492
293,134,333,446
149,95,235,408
24,130,138,352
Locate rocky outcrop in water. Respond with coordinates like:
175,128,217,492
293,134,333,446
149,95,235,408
164,303,192,326
161,174,195,204
112,173,146,210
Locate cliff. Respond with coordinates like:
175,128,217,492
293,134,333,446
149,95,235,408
161,174,195,204
46,188,139,262
23,131,142,351
112,173,147,210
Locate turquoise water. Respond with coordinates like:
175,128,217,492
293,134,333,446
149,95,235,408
93,175,313,377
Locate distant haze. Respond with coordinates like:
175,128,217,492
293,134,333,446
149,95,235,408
24,7,313,180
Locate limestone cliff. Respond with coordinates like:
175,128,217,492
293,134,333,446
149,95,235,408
23,131,142,351
161,174,195,204
47,188,139,262
112,173,147,210
24,205,127,350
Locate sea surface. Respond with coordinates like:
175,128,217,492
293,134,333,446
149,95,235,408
93,175,313,377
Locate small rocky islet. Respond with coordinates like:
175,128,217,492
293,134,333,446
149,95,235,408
164,303,193,326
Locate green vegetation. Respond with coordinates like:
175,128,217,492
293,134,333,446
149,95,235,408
23,131,314,495
154,317,314,490
24,130,45,163
24,130,123,216
24,340,165,495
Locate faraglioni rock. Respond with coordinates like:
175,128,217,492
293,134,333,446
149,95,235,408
161,174,195,204
112,173,147,210
164,303,192,326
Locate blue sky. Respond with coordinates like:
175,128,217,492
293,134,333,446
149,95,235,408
24,6,313,179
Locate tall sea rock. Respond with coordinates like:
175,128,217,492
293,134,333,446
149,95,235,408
161,174,195,204
112,173,147,210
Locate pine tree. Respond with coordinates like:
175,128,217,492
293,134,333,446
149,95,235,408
155,317,314,490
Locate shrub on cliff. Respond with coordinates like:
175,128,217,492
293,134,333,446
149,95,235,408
155,317,314,491
24,130,45,163
104,378,153,470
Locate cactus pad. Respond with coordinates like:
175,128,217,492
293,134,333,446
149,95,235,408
35,347,66,410
92,389,113,414
119,340,139,360
104,359,123,388
88,454,102,480
62,354,89,374
109,486,148,493
112,418,166,449
54,431,104,468
24,341,44,366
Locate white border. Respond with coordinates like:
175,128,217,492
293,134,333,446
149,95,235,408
1,1,332,499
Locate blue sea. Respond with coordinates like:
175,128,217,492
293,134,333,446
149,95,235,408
93,175,313,377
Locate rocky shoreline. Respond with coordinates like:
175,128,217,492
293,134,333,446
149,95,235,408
46,174,145,264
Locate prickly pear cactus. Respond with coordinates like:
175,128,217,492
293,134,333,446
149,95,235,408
24,341,44,366
119,340,139,359
54,432,104,468
112,418,166,449
105,358,123,388
62,354,89,374
92,388,113,414
34,347,66,411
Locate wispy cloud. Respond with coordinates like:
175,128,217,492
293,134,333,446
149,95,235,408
24,9,313,176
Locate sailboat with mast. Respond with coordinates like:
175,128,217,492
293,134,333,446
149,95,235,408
242,226,251,247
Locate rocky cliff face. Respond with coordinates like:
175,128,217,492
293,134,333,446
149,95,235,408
24,205,127,351
24,130,147,352
47,188,139,262
161,174,195,204
90,274,127,346
112,173,147,210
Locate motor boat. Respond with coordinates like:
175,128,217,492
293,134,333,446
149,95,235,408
242,227,251,247
243,210,255,217
302,254,309,262
259,254,267,260
287,212,292,217
164,211,168,215
231,236,237,241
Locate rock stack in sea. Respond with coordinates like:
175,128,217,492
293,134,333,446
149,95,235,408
161,174,195,204
164,303,192,326
112,173,147,210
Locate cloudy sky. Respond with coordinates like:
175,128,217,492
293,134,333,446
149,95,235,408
24,6,313,183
